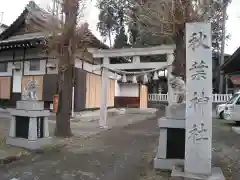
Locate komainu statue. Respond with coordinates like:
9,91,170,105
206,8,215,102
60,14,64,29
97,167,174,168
168,74,186,104
22,80,39,100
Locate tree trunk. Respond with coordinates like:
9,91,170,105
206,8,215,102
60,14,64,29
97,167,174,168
55,0,79,137
55,63,73,137
108,30,112,47
172,29,186,80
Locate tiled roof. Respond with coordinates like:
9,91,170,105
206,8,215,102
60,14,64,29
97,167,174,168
0,32,47,44
25,1,59,30
0,1,60,40
0,1,108,49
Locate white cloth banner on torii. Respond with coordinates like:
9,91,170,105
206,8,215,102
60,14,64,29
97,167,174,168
185,22,212,175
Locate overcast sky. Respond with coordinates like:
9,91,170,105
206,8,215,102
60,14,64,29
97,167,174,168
0,0,239,55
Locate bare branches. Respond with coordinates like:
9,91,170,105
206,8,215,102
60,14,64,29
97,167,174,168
132,0,231,43
39,0,95,59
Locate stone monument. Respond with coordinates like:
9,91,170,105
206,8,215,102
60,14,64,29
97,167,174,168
170,22,225,179
6,80,52,150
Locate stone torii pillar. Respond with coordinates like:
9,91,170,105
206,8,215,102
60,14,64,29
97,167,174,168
100,57,109,128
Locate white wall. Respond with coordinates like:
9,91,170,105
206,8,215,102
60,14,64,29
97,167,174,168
75,59,123,97
119,84,139,97
12,62,23,93
115,81,120,96
24,60,46,75
75,58,119,79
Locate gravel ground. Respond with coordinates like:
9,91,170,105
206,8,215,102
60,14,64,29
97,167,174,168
0,110,163,180
0,108,240,180
138,118,240,180
211,119,240,180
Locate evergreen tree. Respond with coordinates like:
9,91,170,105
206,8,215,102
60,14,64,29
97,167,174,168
96,0,231,77
114,27,129,48
96,0,119,47
113,6,129,48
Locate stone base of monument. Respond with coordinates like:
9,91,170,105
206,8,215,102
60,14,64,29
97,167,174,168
154,104,186,170
6,100,52,150
6,137,52,150
170,163,225,180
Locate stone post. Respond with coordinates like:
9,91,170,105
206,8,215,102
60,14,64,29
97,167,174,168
156,129,167,159
44,117,50,137
28,117,38,141
9,117,16,137
171,22,225,180
184,22,212,175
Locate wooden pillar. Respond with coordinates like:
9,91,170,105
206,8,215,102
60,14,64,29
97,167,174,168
167,53,174,106
100,57,109,128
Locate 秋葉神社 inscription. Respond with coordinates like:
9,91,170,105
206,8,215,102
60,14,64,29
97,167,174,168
189,60,209,80
188,31,211,51
185,22,212,175
189,89,210,115
188,122,209,144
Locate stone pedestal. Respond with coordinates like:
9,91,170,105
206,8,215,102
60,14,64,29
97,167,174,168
6,100,52,150
154,104,186,170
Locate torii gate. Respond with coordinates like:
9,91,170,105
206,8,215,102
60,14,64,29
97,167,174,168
88,45,176,128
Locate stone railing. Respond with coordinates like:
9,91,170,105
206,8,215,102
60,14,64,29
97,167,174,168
148,93,168,102
148,93,232,103
212,93,232,103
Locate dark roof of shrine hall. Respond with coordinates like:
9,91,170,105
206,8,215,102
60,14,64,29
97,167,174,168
221,47,240,74
0,32,47,44
0,1,58,40
0,1,108,49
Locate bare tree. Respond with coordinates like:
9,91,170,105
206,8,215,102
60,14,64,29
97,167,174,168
134,0,231,78
53,0,77,137
44,0,89,137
